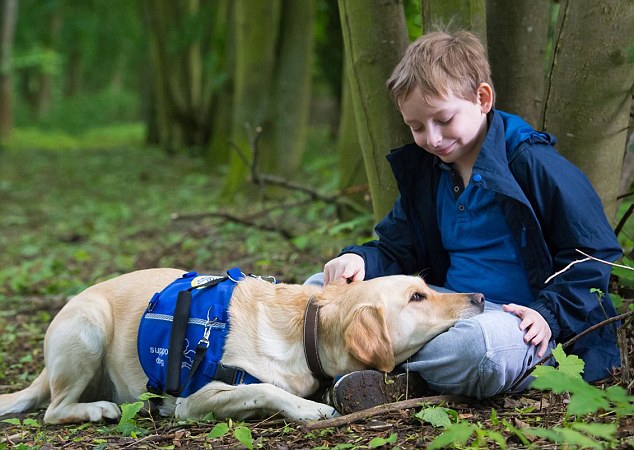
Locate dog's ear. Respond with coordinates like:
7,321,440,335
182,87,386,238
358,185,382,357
344,305,395,372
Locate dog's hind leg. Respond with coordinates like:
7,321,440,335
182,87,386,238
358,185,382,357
42,304,121,424
0,368,51,416
177,382,339,421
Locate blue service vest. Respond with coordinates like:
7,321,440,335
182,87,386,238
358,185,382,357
137,268,260,398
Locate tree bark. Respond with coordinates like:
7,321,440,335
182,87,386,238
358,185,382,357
266,0,316,177
421,0,487,44
338,0,411,221
0,0,18,138
338,58,368,213
542,0,634,222
486,0,550,127
222,0,280,195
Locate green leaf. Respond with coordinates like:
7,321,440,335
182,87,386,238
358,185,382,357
571,422,617,441
427,421,476,450
115,401,144,436
208,422,229,439
415,406,452,428
566,384,610,416
138,391,163,401
486,430,507,449
526,427,603,449
1,418,21,425
234,426,253,450
22,418,39,427
551,344,584,378
369,433,397,447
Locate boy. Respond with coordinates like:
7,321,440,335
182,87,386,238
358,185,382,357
308,30,622,414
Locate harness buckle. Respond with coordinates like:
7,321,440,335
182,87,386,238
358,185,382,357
198,315,216,349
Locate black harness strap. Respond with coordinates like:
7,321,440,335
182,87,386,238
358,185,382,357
166,290,192,396
165,276,228,397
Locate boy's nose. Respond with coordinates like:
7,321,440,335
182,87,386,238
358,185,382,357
426,130,442,148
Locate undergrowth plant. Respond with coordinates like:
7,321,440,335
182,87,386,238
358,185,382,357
420,344,634,449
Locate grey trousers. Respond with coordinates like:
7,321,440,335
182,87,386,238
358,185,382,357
304,272,553,399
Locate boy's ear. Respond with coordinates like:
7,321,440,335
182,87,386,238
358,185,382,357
477,83,494,113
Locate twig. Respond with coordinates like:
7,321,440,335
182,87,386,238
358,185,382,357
170,198,314,222
301,395,471,431
523,310,634,377
544,248,634,284
187,210,295,240
614,202,634,236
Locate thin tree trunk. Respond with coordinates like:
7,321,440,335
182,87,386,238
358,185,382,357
222,0,280,195
338,58,368,214
266,0,316,177
338,0,411,221
0,0,18,138
542,0,634,222
421,0,487,44
486,0,550,127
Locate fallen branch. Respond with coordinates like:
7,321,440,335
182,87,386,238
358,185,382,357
180,210,295,241
302,394,471,431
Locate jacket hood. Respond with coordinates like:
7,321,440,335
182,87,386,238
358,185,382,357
497,110,556,156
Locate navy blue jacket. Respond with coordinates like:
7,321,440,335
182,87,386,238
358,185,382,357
342,110,622,382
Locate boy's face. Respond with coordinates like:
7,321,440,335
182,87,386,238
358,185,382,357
399,84,493,170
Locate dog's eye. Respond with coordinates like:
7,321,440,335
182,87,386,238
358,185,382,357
410,292,426,302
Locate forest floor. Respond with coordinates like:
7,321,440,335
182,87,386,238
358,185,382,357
0,140,633,449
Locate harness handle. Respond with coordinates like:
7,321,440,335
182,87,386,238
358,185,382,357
165,290,192,396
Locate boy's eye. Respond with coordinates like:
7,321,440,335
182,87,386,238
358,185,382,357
437,117,452,125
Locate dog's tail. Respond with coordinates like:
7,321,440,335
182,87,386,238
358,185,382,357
0,368,50,416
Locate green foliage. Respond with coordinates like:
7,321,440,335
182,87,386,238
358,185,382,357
532,344,634,418
414,405,453,428
528,344,634,448
206,419,254,449
368,433,397,447
115,401,145,437
32,90,141,132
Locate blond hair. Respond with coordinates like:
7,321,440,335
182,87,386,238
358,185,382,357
387,30,494,105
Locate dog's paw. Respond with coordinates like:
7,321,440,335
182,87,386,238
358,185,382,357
44,401,121,424
297,404,339,421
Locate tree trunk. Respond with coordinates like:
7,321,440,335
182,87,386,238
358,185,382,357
0,0,18,139
421,0,487,44
265,0,316,177
486,0,550,127
207,0,234,165
141,0,221,152
337,58,368,213
542,0,634,222
222,0,280,195
338,0,411,221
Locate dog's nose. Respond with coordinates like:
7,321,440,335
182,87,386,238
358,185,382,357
470,293,484,305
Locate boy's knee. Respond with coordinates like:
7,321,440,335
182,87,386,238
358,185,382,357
304,272,324,287
404,312,533,399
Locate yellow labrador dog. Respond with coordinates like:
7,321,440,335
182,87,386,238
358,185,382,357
0,268,484,424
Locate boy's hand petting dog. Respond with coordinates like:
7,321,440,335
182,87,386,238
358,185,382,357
502,304,552,358
324,253,365,285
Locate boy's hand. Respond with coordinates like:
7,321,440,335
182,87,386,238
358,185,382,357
502,304,552,358
324,254,365,285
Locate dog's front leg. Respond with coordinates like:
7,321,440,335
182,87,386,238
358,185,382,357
176,382,338,421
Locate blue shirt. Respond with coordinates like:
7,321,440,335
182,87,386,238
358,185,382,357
436,165,534,305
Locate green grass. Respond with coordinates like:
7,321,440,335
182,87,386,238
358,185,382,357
0,125,372,298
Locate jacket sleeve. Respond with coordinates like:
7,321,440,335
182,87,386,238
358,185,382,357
340,195,424,279
516,144,622,361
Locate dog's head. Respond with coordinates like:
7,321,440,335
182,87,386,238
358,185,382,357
325,275,484,372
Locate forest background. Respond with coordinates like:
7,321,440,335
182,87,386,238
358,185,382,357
0,0,633,449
